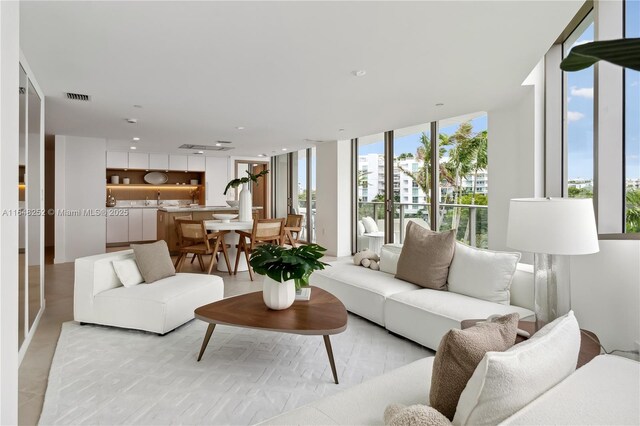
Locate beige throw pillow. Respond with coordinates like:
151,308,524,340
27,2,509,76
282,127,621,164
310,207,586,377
384,403,452,426
395,222,456,290
131,240,176,283
429,313,520,420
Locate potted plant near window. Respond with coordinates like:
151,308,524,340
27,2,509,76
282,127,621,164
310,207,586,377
223,169,269,222
249,243,329,310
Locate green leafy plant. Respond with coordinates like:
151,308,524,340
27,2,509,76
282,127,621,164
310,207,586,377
223,169,269,195
560,38,640,72
249,243,329,289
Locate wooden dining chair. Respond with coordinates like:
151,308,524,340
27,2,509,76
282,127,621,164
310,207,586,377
234,218,285,280
284,214,304,247
174,219,232,275
174,214,197,264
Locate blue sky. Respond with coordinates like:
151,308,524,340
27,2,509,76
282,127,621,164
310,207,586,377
358,115,488,157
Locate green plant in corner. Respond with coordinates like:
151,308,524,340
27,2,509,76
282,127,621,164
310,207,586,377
249,243,329,289
223,169,269,195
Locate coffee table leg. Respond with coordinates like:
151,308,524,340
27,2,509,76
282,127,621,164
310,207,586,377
197,324,216,362
323,335,338,384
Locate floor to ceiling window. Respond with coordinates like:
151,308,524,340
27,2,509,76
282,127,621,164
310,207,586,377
296,148,317,242
625,0,640,232
393,123,432,243
438,113,489,248
356,133,385,251
564,14,595,199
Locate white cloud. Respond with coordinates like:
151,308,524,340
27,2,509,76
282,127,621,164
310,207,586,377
570,86,594,99
567,111,585,122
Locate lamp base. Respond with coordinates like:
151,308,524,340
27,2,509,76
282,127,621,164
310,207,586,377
533,253,571,330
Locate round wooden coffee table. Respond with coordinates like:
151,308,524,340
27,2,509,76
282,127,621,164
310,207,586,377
194,287,348,384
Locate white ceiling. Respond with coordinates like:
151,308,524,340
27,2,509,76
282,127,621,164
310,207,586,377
20,1,583,157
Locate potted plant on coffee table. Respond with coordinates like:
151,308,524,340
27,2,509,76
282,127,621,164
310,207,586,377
249,243,329,310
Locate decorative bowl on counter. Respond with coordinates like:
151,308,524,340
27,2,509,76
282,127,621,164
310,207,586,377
143,172,168,185
213,214,238,223
226,200,239,208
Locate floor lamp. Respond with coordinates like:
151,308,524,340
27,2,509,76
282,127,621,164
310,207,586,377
507,198,599,328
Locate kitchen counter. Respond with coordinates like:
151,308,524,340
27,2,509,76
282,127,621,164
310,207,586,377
158,205,263,212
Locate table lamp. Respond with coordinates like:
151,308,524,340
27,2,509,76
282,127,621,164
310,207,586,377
507,198,599,328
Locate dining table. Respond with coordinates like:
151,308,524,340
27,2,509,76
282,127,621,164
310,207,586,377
204,219,253,272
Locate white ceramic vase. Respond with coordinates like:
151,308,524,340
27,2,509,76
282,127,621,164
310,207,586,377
262,276,296,310
238,183,252,222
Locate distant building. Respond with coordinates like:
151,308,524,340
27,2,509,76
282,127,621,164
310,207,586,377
358,154,487,212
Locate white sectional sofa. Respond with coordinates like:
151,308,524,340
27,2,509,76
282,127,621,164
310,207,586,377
74,250,224,335
260,354,640,425
311,257,534,350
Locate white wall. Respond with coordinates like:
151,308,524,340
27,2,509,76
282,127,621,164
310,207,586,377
571,240,640,354
54,135,107,263
0,1,20,422
315,140,351,257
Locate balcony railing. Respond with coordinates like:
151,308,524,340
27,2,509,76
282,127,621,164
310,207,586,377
357,202,488,248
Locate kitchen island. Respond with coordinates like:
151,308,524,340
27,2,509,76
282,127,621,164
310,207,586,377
157,205,263,253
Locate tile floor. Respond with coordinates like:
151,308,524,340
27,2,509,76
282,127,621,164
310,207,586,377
18,247,326,425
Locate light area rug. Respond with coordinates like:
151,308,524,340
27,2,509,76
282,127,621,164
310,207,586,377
39,314,432,425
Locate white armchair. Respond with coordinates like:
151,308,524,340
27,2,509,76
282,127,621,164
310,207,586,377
74,250,224,335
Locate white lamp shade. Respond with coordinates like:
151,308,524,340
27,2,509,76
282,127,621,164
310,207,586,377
507,198,599,255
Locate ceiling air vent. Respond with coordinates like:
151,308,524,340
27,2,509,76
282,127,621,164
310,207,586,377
65,92,91,101
179,144,234,152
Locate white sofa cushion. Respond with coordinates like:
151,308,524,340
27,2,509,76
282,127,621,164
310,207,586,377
362,216,379,233
502,355,640,425
453,311,580,426
384,289,534,350
357,220,366,236
259,357,435,425
447,242,521,305
379,244,403,274
311,259,419,326
112,258,144,287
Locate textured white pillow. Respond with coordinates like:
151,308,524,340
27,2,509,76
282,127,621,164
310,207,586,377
112,258,145,287
447,242,520,305
357,221,366,237
361,216,379,233
453,311,581,426
379,244,403,274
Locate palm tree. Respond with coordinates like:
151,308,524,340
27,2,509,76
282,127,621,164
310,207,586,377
468,130,488,204
626,189,640,233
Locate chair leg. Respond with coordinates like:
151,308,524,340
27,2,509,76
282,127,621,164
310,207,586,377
174,253,183,269
234,239,244,275
244,246,254,281
207,253,216,274
197,254,205,271
191,254,197,264
220,240,233,276
175,253,186,272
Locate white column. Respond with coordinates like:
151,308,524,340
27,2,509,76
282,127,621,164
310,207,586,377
595,0,624,233
0,1,20,423
315,140,352,257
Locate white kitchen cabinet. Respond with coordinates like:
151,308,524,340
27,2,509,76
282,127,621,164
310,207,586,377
205,156,229,206
106,151,128,169
106,212,129,243
128,152,149,170
128,208,143,242
187,155,206,172
142,208,158,241
169,155,188,171
149,154,169,170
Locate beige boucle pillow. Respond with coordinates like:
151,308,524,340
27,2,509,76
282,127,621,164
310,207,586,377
131,240,176,284
429,313,520,420
395,222,455,290
384,403,452,426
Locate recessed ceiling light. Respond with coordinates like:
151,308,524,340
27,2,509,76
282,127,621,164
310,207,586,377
132,137,140,141
126,118,138,124
236,126,245,130
133,105,143,108
338,129,345,132
130,146,137,150
258,154,265,157
281,148,287,151
435,103,444,107
198,150,204,154
215,143,222,147
352,70,367,77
